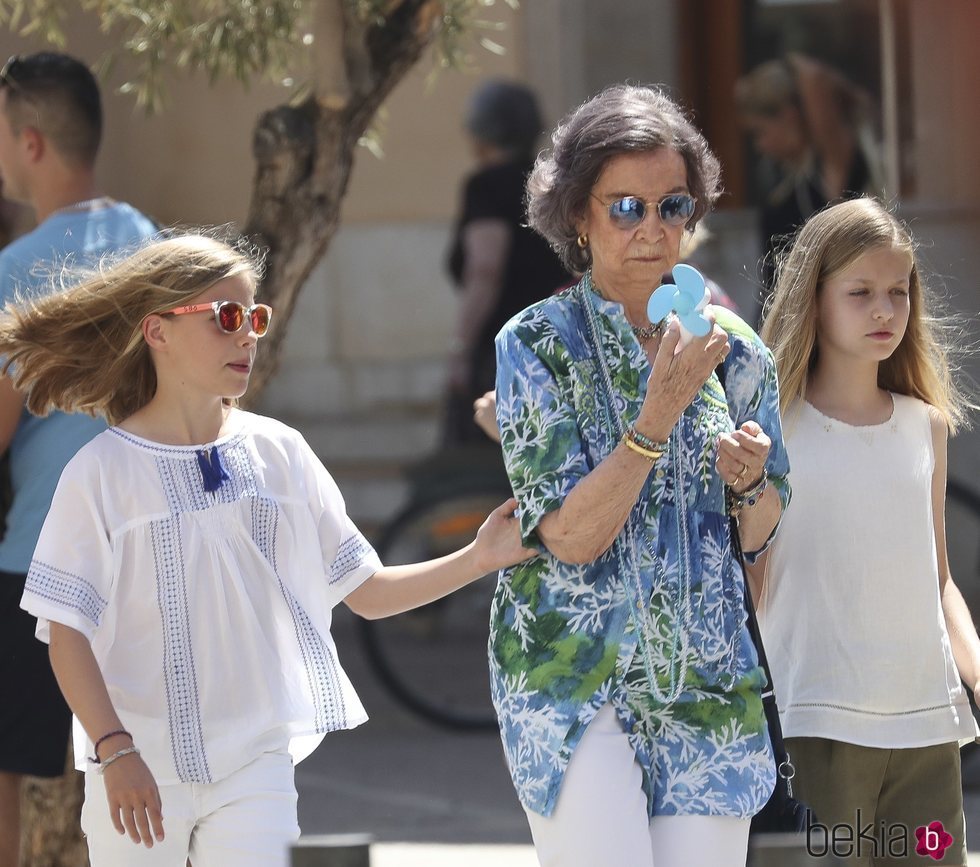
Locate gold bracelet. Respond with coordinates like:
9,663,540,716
622,432,665,461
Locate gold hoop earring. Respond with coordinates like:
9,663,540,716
577,233,588,249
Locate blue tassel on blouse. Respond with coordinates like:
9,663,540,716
196,447,230,493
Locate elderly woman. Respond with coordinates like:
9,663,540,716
491,85,791,867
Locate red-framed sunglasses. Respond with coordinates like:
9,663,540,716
163,300,273,337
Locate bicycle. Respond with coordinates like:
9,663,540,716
946,478,980,614
357,445,512,731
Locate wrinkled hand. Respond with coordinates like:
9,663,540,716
473,497,537,573
103,752,164,847
473,390,501,443
716,421,771,492
636,312,730,440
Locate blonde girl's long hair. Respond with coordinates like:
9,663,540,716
759,197,973,434
0,233,264,426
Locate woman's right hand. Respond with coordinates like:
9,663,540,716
103,752,165,847
635,314,730,441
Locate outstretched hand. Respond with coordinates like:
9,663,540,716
473,497,537,573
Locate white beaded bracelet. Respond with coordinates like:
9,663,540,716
97,746,141,773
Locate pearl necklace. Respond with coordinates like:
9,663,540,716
580,274,691,704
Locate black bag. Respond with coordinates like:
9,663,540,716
714,361,812,832
729,514,811,833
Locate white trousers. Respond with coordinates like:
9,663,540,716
525,704,751,867
81,751,300,867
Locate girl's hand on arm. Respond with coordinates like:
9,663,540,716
48,622,164,848
471,497,538,574
345,499,536,620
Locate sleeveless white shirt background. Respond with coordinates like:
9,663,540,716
758,394,978,747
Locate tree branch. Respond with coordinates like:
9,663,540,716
241,0,443,400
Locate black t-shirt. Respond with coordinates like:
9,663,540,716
448,159,571,343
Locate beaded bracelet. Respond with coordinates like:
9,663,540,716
98,746,141,773
727,469,769,516
623,426,668,461
629,425,669,454
88,728,132,764
622,431,665,461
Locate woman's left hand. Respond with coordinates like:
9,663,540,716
473,497,538,573
716,421,771,492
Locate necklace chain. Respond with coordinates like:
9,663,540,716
589,269,664,344
580,275,691,704
580,273,745,699
631,321,665,342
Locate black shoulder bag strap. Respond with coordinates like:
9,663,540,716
716,363,810,833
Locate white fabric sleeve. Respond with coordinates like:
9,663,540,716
21,451,113,643
294,432,381,606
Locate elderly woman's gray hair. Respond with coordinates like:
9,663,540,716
527,84,722,272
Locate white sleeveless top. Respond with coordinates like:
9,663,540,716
758,394,978,747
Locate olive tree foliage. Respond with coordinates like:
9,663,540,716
2,4,512,863
0,0,515,398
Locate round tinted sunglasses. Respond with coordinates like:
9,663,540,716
163,300,273,337
592,193,696,228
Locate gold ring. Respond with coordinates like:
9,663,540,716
736,463,748,481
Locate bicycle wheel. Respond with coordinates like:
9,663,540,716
946,478,980,615
358,487,510,731
946,478,980,780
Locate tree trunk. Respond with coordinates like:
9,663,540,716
20,741,87,867
243,0,443,400
17,2,444,862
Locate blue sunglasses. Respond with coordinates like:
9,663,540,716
593,193,696,228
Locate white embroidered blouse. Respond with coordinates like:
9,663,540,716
21,410,380,785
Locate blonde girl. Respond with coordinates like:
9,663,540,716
0,234,533,867
759,197,978,865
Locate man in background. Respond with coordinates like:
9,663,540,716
0,51,156,866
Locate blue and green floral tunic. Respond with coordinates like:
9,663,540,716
491,276,791,818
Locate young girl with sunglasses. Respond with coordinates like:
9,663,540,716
758,197,979,864
0,234,533,867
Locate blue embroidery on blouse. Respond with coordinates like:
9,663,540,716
25,561,107,628
139,435,367,779
329,533,373,586
251,496,348,733
150,441,259,783
153,457,213,784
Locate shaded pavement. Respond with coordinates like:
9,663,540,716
296,607,980,865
